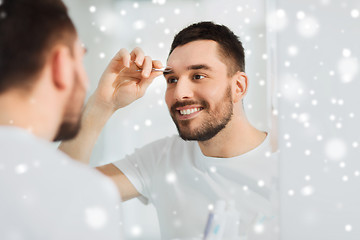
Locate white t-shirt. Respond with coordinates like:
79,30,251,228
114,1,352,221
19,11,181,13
113,134,279,240
0,126,123,240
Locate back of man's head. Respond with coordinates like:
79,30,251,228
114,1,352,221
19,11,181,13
0,0,76,94
169,21,245,76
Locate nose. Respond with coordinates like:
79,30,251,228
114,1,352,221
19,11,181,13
173,78,194,101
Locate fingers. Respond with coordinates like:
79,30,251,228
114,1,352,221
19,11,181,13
152,60,163,69
141,56,153,78
130,47,145,67
113,48,131,68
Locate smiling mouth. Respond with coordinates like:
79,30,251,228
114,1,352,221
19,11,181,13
178,107,203,116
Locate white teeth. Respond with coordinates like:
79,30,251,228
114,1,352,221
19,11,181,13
179,108,201,115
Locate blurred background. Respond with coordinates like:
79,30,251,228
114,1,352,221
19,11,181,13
63,0,360,239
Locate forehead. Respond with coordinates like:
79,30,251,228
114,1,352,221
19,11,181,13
167,40,226,69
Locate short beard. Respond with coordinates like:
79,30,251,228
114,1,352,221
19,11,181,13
53,120,81,142
170,86,233,142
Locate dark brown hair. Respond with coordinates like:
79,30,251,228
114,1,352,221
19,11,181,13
0,0,76,93
169,21,245,76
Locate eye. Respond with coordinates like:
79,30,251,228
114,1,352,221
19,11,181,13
193,74,205,80
166,77,178,84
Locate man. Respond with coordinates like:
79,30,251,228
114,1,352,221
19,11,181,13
0,0,161,239
60,22,278,239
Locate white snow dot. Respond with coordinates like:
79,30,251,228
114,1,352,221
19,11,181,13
285,61,291,67
336,123,342,129
133,125,140,131
339,162,346,168
258,180,265,187
277,9,286,18
99,52,105,59
342,175,349,182
243,185,248,191
15,164,28,174
85,207,108,229
174,8,181,15
267,9,288,31
254,223,264,233
99,25,106,32
349,113,355,118
158,42,164,48
135,38,142,44
288,45,299,56
338,57,358,83
353,142,359,148
286,142,292,148
237,6,243,12
89,6,96,13
158,17,165,23
284,134,290,140
133,2,139,8
131,225,142,236
120,10,127,16
166,172,176,183
145,119,152,126
305,150,311,156
316,135,323,141
305,175,311,181
312,100,318,106
325,138,347,161
164,28,170,34
354,171,360,177
208,204,214,211
133,20,146,30
157,0,166,5
351,9,359,18
209,166,217,173
262,54,267,60
259,80,266,86
297,16,319,38
297,11,305,20
345,224,352,232
288,189,295,196
342,49,351,57
301,185,314,196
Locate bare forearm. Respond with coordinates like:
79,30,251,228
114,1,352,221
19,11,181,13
59,93,114,164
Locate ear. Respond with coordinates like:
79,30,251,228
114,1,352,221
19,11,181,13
50,46,73,91
232,71,248,103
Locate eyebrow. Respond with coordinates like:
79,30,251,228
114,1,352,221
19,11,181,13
163,64,212,76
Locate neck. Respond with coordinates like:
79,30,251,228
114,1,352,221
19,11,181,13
0,88,62,141
197,113,267,158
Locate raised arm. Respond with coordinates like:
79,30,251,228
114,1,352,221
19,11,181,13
59,47,163,200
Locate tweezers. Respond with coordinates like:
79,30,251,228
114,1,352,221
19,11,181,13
136,67,172,73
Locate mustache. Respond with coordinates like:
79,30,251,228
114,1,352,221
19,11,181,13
170,100,210,112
